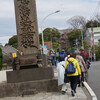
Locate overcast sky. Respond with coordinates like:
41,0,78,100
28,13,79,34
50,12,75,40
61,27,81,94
0,0,99,45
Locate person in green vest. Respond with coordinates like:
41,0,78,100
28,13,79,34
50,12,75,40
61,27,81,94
0,48,3,70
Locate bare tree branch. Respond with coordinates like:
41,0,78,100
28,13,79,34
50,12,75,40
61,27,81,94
67,16,86,30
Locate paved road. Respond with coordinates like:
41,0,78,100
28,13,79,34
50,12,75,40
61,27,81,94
88,61,100,100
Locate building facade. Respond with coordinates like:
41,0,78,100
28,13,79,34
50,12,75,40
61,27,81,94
85,27,100,46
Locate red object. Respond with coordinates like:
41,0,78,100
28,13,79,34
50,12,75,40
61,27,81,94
80,51,84,54
44,41,51,49
91,38,93,47
80,50,88,60
84,52,88,60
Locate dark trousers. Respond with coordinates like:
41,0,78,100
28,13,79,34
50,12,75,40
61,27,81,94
78,72,84,85
68,76,78,92
51,56,56,66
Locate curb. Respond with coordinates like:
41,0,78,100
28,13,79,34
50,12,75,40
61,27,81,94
83,81,97,100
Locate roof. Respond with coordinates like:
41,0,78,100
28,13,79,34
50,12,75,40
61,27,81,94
0,45,17,56
58,29,72,34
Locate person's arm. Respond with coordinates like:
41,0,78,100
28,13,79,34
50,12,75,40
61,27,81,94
64,61,68,69
76,60,81,75
81,57,87,71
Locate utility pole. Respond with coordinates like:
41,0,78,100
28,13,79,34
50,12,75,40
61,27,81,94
41,10,60,54
81,29,84,49
91,22,96,61
51,38,52,49
76,38,78,50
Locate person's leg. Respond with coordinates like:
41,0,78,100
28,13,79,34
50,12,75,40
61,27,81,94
80,72,84,87
81,72,84,81
61,83,67,94
69,76,78,96
84,71,88,82
52,56,55,66
54,57,57,67
68,77,73,90
77,75,81,87
72,76,78,93
68,77,76,96
51,56,54,66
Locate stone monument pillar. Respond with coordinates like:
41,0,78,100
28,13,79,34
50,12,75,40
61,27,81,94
6,0,54,83
13,0,42,69
14,0,39,55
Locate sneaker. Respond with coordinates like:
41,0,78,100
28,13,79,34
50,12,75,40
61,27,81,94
82,82,84,87
74,90,76,93
71,90,75,96
78,84,81,87
65,89,67,91
62,91,66,95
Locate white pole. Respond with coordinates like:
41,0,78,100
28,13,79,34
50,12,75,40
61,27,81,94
91,25,96,61
41,10,60,54
81,29,84,49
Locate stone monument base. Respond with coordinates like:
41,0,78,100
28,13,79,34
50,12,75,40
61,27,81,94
6,67,54,83
0,79,60,98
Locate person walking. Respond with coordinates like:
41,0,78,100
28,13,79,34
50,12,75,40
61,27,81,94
59,49,66,62
75,50,87,87
57,54,69,94
57,56,69,94
50,49,56,67
64,53,81,96
80,49,86,63
55,48,60,66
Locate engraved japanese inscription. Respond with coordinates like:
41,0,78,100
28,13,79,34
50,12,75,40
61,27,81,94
14,0,39,55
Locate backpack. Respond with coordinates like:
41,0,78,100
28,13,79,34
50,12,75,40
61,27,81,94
80,53,86,63
76,56,83,68
59,53,65,57
59,53,65,61
65,60,76,74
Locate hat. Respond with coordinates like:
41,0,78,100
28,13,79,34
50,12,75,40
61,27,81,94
74,50,80,55
80,47,84,51
62,49,65,52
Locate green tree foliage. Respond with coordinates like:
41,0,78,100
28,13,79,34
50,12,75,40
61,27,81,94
68,29,81,41
0,48,3,70
80,40,90,51
39,28,60,43
86,20,100,28
52,42,59,50
39,28,60,48
7,35,18,49
67,29,90,51
95,40,100,60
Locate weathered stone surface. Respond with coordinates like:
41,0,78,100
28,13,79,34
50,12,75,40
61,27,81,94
19,55,37,66
6,67,54,83
0,79,58,98
14,0,39,55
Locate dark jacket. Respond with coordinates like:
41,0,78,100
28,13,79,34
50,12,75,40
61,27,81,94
80,51,86,63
